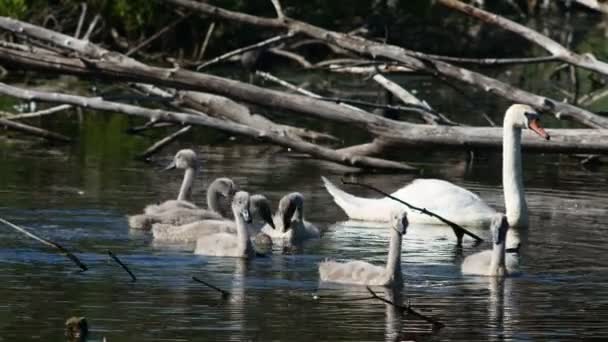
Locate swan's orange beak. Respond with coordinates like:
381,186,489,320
529,118,550,140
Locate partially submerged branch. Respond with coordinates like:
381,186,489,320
192,276,231,299
0,217,87,271
0,117,71,142
108,250,137,282
366,287,445,330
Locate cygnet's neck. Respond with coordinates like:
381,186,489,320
489,235,507,276
502,117,528,227
177,167,196,201
385,227,403,286
207,182,224,214
234,209,254,257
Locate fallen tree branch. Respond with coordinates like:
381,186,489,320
0,82,416,171
138,125,192,159
0,117,71,142
340,178,483,245
572,0,608,14
438,0,608,77
1,46,607,154
0,217,87,271
366,287,445,330
108,250,136,282
153,1,608,128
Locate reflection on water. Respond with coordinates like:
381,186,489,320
0,141,607,341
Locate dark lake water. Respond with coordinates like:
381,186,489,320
1,136,607,341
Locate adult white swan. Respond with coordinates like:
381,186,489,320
194,191,256,259
461,214,519,277
318,210,407,288
322,104,550,228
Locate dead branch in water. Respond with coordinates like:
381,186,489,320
192,276,231,299
108,250,137,282
0,82,416,171
366,287,445,330
0,217,87,271
0,104,72,120
340,179,483,246
0,117,71,142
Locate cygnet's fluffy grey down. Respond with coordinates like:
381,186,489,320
152,194,275,243
127,149,237,230
194,191,256,258
318,210,407,288
261,192,320,246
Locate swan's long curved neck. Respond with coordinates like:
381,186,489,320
503,124,528,227
177,167,196,201
489,238,507,276
207,183,222,213
385,229,403,284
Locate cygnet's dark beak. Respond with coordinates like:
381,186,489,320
163,160,177,171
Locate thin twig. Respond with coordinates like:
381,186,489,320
0,104,72,120
74,3,87,39
198,22,216,60
82,14,101,41
108,250,136,282
0,217,87,271
340,179,483,245
127,13,191,56
192,276,230,299
138,125,192,159
270,0,286,20
366,287,445,330
196,33,294,70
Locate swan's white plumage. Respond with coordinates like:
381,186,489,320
318,210,407,288
322,104,550,228
144,200,198,215
322,176,495,227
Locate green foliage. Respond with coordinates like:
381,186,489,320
0,0,28,18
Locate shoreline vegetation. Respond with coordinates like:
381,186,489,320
0,0,607,171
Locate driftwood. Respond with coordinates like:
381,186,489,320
438,0,608,77
138,125,192,159
573,0,608,14
0,117,71,142
1,104,72,120
0,82,416,171
157,0,608,129
2,46,608,154
366,287,444,330
0,217,87,271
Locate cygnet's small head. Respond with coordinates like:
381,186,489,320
232,191,252,223
211,178,238,198
505,104,550,140
491,214,509,245
250,194,275,229
278,192,304,232
165,149,198,170
390,209,408,235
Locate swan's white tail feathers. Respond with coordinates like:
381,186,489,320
321,176,386,221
